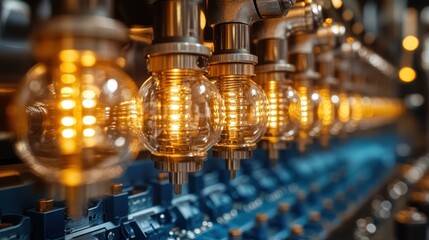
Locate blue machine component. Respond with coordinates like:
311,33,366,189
0,133,401,239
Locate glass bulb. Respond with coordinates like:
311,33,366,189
312,87,335,147
212,76,269,177
346,94,364,132
256,74,301,164
9,50,141,217
294,78,314,153
332,91,351,134
361,96,374,129
139,70,223,193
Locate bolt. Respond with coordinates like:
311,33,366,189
278,202,290,213
256,213,268,225
38,199,54,212
229,229,242,240
157,172,169,182
111,183,123,195
107,232,115,240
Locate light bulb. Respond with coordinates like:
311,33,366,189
294,78,314,153
346,93,364,132
333,90,351,134
211,76,269,177
255,73,300,165
137,0,223,194
10,50,141,217
361,96,374,129
209,22,269,177
139,70,223,194
312,87,335,146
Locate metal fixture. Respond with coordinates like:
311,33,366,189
313,20,345,146
9,0,141,218
138,0,223,194
287,0,323,153
207,0,293,178
252,0,323,164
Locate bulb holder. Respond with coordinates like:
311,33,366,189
212,145,255,161
32,15,127,61
153,154,206,193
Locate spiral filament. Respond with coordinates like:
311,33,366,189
212,76,269,177
12,49,141,217
257,74,301,164
139,70,223,193
315,87,335,146
347,94,364,132
294,79,314,152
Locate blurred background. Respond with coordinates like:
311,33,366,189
0,0,429,239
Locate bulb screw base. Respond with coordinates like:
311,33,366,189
152,154,206,194
226,159,240,179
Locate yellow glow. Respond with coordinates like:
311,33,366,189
61,117,76,126
82,99,96,108
325,18,333,24
170,104,180,110
402,35,419,51
83,115,96,125
82,74,95,83
170,114,180,121
60,87,74,96
61,100,76,109
83,128,95,137
81,51,96,67
171,124,180,131
362,97,374,119
82,89,96,99
317,88,334,127
59,50,79,62
60,62,77,73
200,10,206,30
297,86,312,128
61,128,76,138
338,92,350,123
60,169,82,186
266,80,280,131
61,74,76,84
399,67,416,83
351,95,363,123
331,0,342,9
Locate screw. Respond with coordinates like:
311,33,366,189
38,199,54,212
111,184,123,195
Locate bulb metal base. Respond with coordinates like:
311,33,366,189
212,145,255,160
152,154,206,194
33,15,127,61
259,140,288,166
213,145,256,179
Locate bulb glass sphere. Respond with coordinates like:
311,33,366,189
346,94,364,132
312,86,335,146
331,90,350,135
255,73,301,165
10,50,141,187
257,77,301,143
294,78,314,152
212,76,269,151
138,70,223,160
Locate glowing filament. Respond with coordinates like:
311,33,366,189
338,92,350,123
62,128,76,138
61,100,76,109
83,116,96,125
317,88,334,127
61,117,76,127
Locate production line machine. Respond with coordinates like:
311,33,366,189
0,0,420,239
